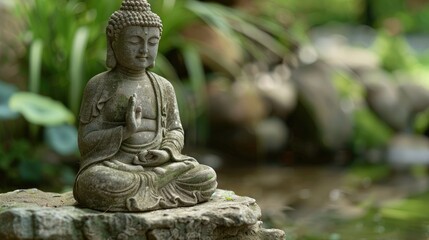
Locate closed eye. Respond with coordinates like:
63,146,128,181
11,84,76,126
148,37,159,46
128,36,141,44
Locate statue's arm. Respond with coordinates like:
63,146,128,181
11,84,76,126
159,80,186,158
77,75,123,169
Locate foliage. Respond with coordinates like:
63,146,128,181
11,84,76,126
268,0,429,35
414,109,429,134
0,139,75,191
44,124,78,156
268,0,361,25
353,108,394,152
15,0,120,114
0,81,19,119
345,163,391,188
258,0,361,44
367,0,429,33
13,0,291,134
3,0,293,189
331,71,393,152
0,80,78,156
373,31,418,72
150,0,291,133
9,92,74,126
332,71,364,101
382,192,429,222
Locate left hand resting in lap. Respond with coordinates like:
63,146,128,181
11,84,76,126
134,149,170,167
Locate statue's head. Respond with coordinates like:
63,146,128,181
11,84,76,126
106,0,163,71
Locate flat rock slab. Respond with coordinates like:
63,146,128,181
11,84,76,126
0,189,284,240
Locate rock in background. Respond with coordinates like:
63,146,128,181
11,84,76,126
287,61,353,162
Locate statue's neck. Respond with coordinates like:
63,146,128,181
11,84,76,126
115,66,147,79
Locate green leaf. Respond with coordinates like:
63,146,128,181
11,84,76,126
18,159,42,182
0,81,19,119
353,108,393,151
183,44,205,97
9,92,75,126
45,124,78,155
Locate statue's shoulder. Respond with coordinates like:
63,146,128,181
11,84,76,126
149,71,174,91
85,71,111,90
83,71,118,96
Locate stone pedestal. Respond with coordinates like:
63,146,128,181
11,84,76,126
0,189,284,240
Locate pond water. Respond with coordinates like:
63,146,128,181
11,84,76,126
217,165,429,240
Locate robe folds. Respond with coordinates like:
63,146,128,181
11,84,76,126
73,70,217,211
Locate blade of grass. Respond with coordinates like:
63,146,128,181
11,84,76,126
182,44,205,110
187,1,235,39
69,26,89,115
182,44,208,144
228,19,288,57
29,39,43,93
188,1,288,60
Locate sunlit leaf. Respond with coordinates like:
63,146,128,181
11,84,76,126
45,124,78,155
9,92,75,126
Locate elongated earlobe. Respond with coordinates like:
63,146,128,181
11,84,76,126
106,36,116,69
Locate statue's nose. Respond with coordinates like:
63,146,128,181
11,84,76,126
140,44,148,54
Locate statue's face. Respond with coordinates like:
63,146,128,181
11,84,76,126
112,26,160,72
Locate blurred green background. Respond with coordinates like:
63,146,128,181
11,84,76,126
2,0,429,239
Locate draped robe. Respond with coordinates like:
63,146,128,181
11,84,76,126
73,70,217,211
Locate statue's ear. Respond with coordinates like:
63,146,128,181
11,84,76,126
106,36,116,69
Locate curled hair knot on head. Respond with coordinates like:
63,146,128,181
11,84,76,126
106,0,163,41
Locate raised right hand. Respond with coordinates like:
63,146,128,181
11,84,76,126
123,93,142,139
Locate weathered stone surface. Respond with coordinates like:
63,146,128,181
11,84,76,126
0,189,285,240
289,61,352,151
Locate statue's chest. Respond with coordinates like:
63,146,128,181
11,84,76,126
104,79,157,122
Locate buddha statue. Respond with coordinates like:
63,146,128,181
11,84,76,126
73,0,217,212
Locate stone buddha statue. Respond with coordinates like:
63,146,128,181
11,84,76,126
73,0,217,212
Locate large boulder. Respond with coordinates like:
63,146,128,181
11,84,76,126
0,188,284,240
288,61,353,161
362,70,429,132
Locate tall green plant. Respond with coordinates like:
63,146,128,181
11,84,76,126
16,0,291,144
15,0,120,114
69,27,89,115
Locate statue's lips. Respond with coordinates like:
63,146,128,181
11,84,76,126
136,56,148,60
